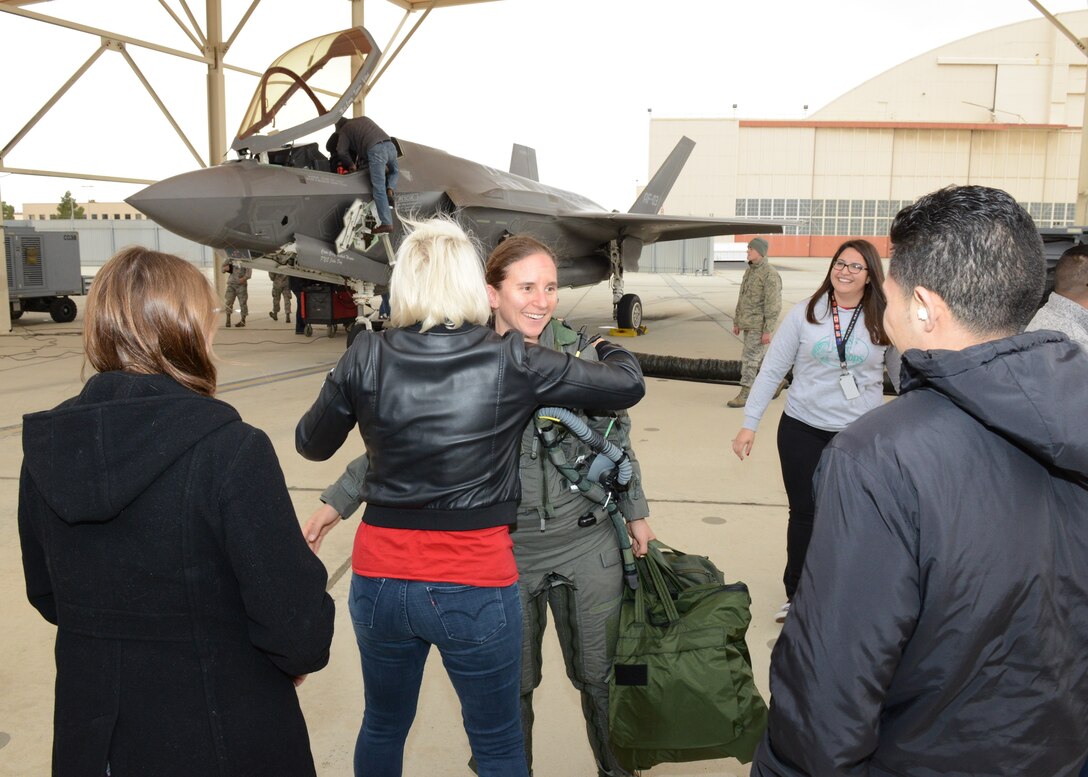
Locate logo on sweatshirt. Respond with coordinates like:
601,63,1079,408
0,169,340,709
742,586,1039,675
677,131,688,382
812,334,871,369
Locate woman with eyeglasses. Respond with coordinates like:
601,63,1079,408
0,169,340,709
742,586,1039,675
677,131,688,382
730,239,899,624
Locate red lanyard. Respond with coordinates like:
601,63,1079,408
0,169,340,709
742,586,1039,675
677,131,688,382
830,292,862,373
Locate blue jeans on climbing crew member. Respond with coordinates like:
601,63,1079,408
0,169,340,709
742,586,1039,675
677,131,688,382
367,140,399,226
348,574,527,777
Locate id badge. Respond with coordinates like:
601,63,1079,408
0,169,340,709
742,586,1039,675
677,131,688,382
839,372,861,400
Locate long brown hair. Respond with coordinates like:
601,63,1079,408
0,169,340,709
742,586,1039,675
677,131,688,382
84,247,218,396
804,239,890,346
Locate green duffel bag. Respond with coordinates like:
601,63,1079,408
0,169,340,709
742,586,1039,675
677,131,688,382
608,541,767,771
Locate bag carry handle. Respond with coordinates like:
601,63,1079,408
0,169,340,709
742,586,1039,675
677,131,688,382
635,547,680,624
647,540,700,596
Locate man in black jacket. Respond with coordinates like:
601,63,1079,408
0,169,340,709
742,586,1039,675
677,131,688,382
753,185,1088,777
335,115,398,234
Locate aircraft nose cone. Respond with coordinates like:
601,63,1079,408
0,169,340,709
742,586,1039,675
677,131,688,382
127,164,248,247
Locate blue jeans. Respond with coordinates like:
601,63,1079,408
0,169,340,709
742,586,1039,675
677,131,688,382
349,574,527,777
366,140,399,226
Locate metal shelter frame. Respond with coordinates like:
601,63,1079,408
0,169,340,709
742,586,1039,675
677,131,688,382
0,0,499,332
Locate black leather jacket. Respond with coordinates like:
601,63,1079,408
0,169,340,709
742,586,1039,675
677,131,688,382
296,323,645,531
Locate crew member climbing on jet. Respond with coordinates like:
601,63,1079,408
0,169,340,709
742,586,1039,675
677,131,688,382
336,115,398,234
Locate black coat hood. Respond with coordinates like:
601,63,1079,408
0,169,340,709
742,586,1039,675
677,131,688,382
22,371,240,524
899,330,1088,484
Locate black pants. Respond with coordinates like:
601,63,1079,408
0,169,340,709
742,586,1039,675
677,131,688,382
776,413,837,600
292,289,305,333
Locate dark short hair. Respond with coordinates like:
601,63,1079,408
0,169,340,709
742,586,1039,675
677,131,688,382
84,247,218,396
1054,244,1088,296
485,234,557,289
889,185,1044,335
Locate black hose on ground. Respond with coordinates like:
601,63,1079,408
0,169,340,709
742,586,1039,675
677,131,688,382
631,352,897,395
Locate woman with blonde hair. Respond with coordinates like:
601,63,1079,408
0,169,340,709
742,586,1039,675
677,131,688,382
296,218,646,777
19,246,334,777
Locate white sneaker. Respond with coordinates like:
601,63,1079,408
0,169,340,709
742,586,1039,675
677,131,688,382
774,601,791,623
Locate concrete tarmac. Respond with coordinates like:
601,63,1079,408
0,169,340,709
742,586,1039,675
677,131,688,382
0,258,830,776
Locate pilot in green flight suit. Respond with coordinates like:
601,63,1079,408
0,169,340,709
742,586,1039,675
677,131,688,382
309,317,652,777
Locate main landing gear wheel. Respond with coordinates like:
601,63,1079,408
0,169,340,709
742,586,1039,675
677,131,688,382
616,293,642,330
49,297,77,323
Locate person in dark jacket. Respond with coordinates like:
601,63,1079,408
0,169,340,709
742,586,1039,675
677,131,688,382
302,235,655,777
336,115,398,233
18,247,335,777
752,185,1088,777
295,217,645,777
288,273,310,336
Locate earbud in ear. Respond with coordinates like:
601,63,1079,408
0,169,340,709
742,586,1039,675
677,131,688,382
917,308,929,321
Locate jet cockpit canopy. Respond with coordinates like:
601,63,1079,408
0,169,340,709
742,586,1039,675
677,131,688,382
231,27,381,156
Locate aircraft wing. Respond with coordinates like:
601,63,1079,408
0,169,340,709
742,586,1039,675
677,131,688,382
556,212,791,243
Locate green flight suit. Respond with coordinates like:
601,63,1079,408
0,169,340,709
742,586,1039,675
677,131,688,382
513,319,648,777
319,319,650,777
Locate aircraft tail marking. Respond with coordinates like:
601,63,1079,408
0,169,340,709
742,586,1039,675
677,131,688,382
628,136,695,215
510,144,539,182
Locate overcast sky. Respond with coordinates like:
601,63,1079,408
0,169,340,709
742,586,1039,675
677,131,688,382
1,0,1086,212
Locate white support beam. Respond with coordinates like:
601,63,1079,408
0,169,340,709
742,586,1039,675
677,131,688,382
177,0,208,48
0,224,10,334
157,0,203,52
0,5,210,64
119,44,207,168
352,0,365,116
0,165,155,185
206,0,229,302
1,44,107,159
225,0,263,52
367,4,434,93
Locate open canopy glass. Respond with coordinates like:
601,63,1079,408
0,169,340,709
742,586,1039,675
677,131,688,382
231,27,381,155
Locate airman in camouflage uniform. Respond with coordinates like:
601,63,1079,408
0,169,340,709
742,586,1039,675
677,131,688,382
221,260,252,327
268,271,291,323
729,237,782,407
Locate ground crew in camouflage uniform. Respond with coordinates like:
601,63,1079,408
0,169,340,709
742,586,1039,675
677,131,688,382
268,271,291,323
221,259,252,327
729,237,782,407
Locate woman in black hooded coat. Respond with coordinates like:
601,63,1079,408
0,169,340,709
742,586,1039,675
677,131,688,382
18,247,335,777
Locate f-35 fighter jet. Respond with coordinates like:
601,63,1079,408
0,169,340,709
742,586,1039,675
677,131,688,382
128,27,783,332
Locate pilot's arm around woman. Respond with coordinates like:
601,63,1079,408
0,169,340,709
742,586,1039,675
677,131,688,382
294,217,644,777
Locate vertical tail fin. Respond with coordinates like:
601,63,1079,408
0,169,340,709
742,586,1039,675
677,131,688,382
509,144,539,182
628,136,695,214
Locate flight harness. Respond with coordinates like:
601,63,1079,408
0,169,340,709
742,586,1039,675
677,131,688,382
533,404,639,591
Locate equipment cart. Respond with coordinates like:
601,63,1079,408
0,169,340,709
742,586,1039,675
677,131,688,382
301,283,359,338
5,226,89,322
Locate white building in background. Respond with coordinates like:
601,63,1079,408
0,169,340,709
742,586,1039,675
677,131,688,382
652,10,1088,257
19,201,146,222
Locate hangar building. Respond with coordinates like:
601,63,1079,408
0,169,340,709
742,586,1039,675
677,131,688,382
651,10,1088,257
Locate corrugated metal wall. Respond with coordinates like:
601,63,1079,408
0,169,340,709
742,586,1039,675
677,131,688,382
3,220,217,267
642,237,715,274
5,221,720,277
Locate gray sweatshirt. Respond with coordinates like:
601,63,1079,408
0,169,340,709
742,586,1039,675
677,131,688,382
743,295,899,433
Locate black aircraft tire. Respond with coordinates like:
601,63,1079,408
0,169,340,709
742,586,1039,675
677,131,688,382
10,308,23,320
616,293,642,330
49,297,77,323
